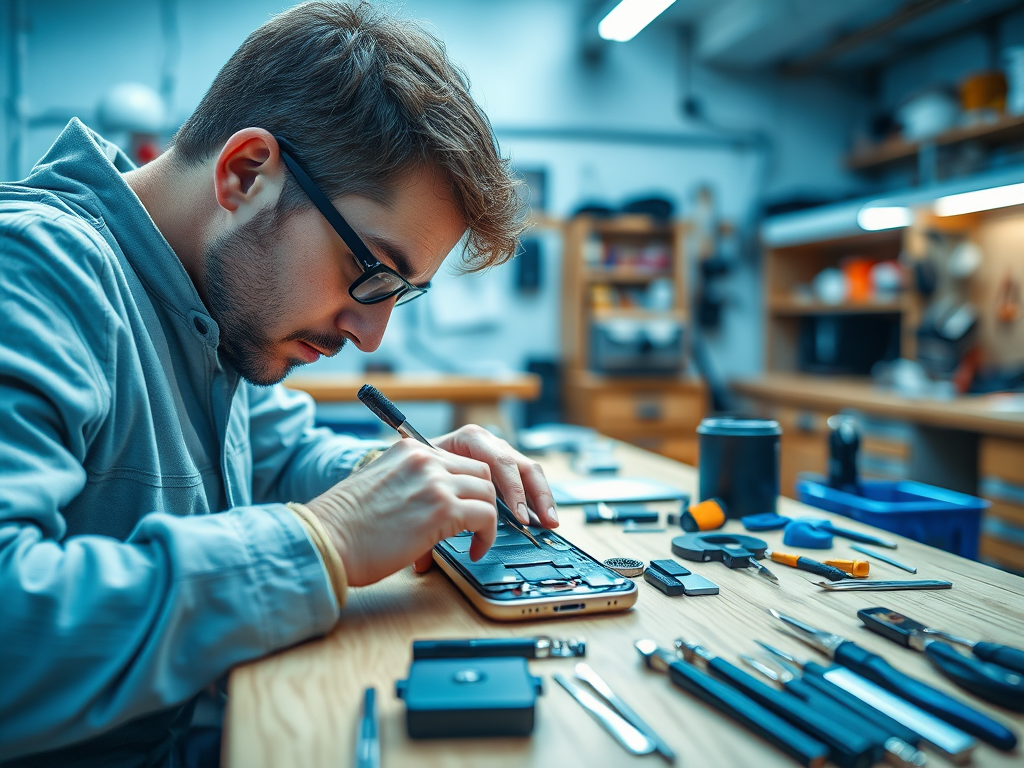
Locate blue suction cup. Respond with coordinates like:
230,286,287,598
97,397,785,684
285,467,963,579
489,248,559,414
741,513,792,531
783,519,834,549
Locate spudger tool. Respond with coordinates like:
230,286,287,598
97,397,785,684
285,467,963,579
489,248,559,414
739,653,926,768
756,641,976,764
355,687,379,768
764,549,849,581
412,636,585,660
849,544,918,574
858,607,1024,711
553,673,656,756
672,532,779,584
635,639,829,768
574,663,675,763
358,384,541,547
674,638,876,768
770,609,1017,751
816,579,950,592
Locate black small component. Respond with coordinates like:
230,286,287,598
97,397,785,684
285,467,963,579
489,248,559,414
650,559,691,578
857,607,926,648
396,657,543,738
644,567,685,596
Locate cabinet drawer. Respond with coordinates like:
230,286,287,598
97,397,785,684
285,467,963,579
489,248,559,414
980,438,1024,486
591,391,702,430
986,499,1024,527
979,536,1024,572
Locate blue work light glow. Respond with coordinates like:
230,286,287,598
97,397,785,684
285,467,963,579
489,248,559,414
935,182,1024,217
856,206,912,231
598,0,677,42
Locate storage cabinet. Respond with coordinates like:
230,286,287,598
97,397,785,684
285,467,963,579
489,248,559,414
979,436,1024,572
561,215,705,464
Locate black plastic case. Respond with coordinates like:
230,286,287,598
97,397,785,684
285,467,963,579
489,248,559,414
396,657,543,738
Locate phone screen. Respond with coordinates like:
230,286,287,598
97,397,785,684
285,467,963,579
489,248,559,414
434,521,635,602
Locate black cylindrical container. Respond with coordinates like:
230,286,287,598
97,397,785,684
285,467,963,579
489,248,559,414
697,418,781,519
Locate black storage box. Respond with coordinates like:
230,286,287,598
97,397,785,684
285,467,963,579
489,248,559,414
395,657,543,738
590,318,684,375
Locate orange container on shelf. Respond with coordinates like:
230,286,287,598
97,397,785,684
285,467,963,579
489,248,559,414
841,257,876,302
961,71,1007,114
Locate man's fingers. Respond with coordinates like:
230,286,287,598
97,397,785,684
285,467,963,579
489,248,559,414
460,499,498,561
518,457,558,528
431,446,493,481
413,551,434,573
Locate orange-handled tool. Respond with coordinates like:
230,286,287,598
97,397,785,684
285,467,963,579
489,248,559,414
764,550,848,582
822,559,869,578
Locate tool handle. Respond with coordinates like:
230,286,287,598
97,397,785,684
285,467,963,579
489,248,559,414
786,679,890,762
926,642,1024,712
796,558,849,581
973,642,1024,676
801,666,921,746
836,642,1018,750
707,658,874,768
412,638,537,659
665,658,828,768
823,558,869,577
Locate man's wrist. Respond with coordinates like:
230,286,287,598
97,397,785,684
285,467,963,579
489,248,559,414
287,502,348,608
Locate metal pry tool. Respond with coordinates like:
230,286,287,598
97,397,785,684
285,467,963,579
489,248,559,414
553,673,655,756
358,384,541,548
769,609,1017,751
574,663,675,763
849,545,918,574
739,653,927,768
815,579,951,592
674,638,876,768
858,607,1024,711
756,640,976,764
635,640,828,768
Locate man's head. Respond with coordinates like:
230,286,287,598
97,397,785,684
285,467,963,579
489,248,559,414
169,1,526,384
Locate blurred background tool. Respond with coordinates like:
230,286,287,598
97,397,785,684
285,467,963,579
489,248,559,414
827,415,861,496
675,497,727,532
770,610,1017,750
858,607,1024,710
784,518,899,550
765,549,850,581
584,502,659,524
634,640,829,768
412,636,585,660
755,641,977,763
739,654,926,768
355,687,379,768
573,663,675,763
850,545,917,574
674,639,877,768
672,532,778,584
914,626,1024,676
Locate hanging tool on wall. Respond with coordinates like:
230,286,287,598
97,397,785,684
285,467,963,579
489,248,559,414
635,640,829,768
769,609,1017,750
672,532,778,584
756,641,976,763
858,607,1024,711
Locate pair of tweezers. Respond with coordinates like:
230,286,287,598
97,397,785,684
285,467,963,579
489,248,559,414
817,579,951,591
554,663,674,762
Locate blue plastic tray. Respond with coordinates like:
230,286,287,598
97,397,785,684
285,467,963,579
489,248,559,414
795,475,989,559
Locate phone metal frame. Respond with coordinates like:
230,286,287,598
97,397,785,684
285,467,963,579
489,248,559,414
432,530,638,622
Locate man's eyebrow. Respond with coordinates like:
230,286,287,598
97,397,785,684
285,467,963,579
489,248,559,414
363,235,431,288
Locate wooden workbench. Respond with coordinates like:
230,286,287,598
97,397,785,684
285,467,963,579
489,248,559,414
224,443,1024,768
284,372,541,434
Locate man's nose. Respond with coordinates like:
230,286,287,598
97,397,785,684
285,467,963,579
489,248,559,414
337,301,393,352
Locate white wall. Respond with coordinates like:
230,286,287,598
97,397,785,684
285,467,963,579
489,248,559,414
1,0,871,431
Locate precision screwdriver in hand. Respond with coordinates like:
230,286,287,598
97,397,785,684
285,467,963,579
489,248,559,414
357,384,541,547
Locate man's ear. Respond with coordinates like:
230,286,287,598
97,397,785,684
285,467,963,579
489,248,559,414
212,128,284,213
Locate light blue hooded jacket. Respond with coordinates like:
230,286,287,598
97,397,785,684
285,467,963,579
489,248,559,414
0,119,371,766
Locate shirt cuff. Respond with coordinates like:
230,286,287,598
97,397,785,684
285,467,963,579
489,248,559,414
286,502,348,609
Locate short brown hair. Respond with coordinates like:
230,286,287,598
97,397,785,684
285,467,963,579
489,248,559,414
172,1,526,270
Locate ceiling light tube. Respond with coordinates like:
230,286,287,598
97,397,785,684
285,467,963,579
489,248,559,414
598,0,677,42
935,182,1024,217
857,206,912,231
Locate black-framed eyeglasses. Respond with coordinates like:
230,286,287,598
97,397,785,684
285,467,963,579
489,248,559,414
275,136,429,306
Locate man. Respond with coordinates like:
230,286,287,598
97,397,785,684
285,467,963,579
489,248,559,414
0,2,558,765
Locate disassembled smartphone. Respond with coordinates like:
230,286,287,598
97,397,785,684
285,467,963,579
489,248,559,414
433,522,638,621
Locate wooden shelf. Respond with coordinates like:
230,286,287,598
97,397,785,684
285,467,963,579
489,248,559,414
767,296,906,315
846,113,1024,172
591,308,686,320
584,268,672,284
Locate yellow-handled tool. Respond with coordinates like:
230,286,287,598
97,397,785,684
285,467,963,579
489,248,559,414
822,559,869,578
764,550,848,581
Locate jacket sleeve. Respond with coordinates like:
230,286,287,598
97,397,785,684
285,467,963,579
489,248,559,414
0,211,339,760
246,382,380,505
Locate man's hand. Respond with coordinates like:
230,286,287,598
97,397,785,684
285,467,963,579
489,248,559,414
304,439,498,587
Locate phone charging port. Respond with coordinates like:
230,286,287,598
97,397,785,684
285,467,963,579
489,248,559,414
553,603,585,612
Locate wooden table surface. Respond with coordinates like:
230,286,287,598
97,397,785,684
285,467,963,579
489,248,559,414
224,443,1024,768
734,373,1024,440
284,373,541,404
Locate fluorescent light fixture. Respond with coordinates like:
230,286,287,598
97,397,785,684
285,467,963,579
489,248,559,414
598,0,677,42
935,182,1024,216
857,206,912,231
